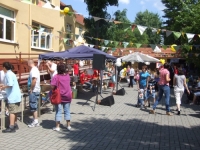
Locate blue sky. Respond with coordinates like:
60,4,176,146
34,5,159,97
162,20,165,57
62,0,165,22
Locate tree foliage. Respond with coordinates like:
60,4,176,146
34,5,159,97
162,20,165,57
161,0,200,71
83,0,118,45
134,10,162,44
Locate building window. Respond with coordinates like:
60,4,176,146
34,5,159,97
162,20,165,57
0,6,15,42
66,24,72,46
31,22,52,50
79,27,82,35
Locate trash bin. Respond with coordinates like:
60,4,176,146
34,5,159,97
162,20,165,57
72,89,77,99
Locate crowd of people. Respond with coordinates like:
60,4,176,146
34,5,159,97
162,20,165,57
118,62,200,116
0,59,199,133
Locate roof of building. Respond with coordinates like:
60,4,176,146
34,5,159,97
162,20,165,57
74,11,85,26
110,47,182,58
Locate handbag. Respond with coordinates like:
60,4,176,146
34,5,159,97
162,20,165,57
50,75,61,105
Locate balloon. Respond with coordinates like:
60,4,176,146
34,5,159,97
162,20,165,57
64,7,70,13
171,44,177,52
79,61,84,67
116,58,121,62
60,10,65,14
160,59,165,65
145,62,150,65
115,61,121,67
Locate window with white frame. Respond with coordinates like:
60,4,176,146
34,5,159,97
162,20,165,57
0,6,15,42
31,22,52,50
79,26,82,35
66,24,72,46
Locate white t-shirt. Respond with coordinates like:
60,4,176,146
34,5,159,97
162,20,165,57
0,70,5,84
50,63,57,78
29,66,40,92
197,81,200,88
129,68,135,76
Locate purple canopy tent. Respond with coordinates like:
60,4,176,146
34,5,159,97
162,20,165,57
38,45,116,61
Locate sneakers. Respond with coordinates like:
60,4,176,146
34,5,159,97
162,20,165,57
149,110,155,114
166,112,173,116
67,126,71,131
14,124,19,130
53,127,60,131
63,124,72,131
177,111,180,115
28,121,40,128
5,111,9,116
3,127,16,133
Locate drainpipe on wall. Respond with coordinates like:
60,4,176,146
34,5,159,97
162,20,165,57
28,4,31,59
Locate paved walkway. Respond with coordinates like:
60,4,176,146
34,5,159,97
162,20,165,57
1,84,200,150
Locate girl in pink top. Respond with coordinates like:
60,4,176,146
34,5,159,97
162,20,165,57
51,63,72,131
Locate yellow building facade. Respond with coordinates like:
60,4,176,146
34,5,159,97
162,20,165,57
0,0,78,59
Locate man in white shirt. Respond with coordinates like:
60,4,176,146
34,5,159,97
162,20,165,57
128,66,135,87
46,61,57,79
27,60,40,127
0,70,5,84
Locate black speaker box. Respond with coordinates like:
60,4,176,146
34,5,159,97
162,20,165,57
99,95,115,106
92,54,106,70
115,88,125,96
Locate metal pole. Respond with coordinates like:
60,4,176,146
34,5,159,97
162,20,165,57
115,65,118,91
100,70,103,94
19,52,22,83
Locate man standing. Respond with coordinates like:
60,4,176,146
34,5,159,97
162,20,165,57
150,63,172,116
1,62,21,133
46,61,57,79
27,60,40,127
72,60,79,88
128,66,135,87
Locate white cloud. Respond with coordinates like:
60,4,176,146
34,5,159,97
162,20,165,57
119,0,130,4
153,1,165,11
140,1,145,5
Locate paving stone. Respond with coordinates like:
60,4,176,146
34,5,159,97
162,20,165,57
0,84,200,150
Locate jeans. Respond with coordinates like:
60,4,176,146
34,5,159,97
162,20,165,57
132,79,136,85
137,85,147,106
29,92,40,112
153,85,170,112
129,76,134,87
84,82,93,89
55,102,71,122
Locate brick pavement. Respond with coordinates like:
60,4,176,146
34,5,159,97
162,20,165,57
0,83,200,150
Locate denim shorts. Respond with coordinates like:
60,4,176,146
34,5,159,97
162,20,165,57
111,75,116,83
147,91,156,99
29,92,40,112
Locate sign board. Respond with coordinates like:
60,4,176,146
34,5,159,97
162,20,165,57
156,63,162,68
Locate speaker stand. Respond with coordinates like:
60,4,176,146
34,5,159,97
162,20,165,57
118,82,128,94
82,78,103,111
93,82,104,111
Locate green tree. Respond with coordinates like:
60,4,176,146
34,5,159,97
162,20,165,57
161,0,200,72
105,9,149,48
83,0,118,45
134,10,162,44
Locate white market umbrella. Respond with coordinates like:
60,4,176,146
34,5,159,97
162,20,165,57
120,52,160,63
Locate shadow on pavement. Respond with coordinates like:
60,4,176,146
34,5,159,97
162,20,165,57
53,117,200,150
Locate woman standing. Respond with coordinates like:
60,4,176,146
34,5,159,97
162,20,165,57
173,68,190,115
51,63,72,131
136,66,150,108
110,65,116,91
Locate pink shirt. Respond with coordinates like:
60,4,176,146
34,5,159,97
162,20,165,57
51,74,72,103
158,68,170,86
